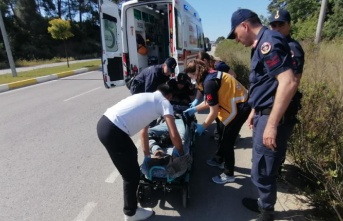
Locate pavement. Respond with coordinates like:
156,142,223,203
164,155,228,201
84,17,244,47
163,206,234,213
0,59,101,93
229,122,315,220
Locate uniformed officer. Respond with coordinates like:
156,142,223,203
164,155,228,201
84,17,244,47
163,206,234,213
227,9,299,221
269,9,305,175
130,57,177,94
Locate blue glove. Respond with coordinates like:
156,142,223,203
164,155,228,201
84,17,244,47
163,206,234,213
172,147,184,157
190,99,199,108
143,156,151,167
195,123,205,135
183,107,197,117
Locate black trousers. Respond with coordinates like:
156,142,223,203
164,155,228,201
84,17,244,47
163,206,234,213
216,102,251,176
97,116,140,216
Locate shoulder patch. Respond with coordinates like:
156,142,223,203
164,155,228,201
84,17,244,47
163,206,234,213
261,42,272,54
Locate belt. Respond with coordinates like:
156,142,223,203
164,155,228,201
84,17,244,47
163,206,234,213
256,108,272,115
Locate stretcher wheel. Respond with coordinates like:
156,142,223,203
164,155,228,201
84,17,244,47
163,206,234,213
182,183,189,208
137,184,145,203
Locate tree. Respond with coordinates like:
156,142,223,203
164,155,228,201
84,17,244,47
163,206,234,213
47,18,74,67
216,36,225,43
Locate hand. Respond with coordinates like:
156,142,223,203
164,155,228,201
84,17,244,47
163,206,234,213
189,99,199,108
143,155,151,167
172,147,184,157
263,124,277,151
247,110,255,130
183,107,197,117
195,123,205,135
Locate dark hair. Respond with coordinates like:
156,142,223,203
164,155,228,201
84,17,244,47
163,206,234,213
184,59,208,85
157,83,173,96
196,52,215,69
245,16,262,27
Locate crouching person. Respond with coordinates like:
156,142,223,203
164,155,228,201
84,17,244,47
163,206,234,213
97,84,183,221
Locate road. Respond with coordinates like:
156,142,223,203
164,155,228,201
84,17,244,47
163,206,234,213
0,68,306,221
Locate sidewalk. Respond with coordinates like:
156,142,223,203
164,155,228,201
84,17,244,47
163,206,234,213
0,59,101,93
233,123,314,220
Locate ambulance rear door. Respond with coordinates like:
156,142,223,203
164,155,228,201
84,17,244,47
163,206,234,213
99,0,124,88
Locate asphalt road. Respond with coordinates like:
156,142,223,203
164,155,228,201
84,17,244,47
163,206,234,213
0,69,306,220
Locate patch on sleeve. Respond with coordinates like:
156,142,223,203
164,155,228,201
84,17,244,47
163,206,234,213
261,42,272,54
206,94,213,101
264,52,282,71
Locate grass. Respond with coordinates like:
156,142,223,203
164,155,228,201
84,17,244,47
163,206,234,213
0,60,101,84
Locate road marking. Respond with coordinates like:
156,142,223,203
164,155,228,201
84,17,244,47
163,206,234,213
72,202,97,221
63,87,101,102
104,141,141,183
105,169,120,183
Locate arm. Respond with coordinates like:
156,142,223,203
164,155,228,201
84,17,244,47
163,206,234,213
247,108,255,129
140,126,150,156
202,104,219,129
228,69,237,78
164,115,183,154
263,69,298,150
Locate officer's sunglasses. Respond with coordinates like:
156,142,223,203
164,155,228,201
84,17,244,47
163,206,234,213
270,22,286,28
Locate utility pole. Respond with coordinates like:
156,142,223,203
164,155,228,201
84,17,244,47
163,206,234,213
315,0,328,44
0,10,17,77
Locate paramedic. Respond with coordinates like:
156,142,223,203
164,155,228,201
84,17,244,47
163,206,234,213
130,57,177,95
97,84,183,221
227,8,298,221
183,59,251,184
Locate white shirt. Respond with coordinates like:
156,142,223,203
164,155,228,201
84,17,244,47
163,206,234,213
104,91,174,136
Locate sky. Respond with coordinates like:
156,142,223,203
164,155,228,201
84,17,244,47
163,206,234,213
186,0,271,41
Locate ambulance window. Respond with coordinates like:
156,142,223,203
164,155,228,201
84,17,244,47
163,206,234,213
103,14,119,52
197,26,204,48
175,9,183,50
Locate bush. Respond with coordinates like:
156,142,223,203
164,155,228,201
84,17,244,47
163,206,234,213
216,40,343,220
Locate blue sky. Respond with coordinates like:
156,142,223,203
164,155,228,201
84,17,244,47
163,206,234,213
186,0,271,41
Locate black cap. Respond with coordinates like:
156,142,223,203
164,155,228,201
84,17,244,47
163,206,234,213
227,9,258,39
269,9,291,24
164,57,177,74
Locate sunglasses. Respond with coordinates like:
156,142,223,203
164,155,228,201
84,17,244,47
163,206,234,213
270,22,286,28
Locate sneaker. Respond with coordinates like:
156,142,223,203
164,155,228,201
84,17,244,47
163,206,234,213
124,207,153,221
212,173,235,184
256,209,274,221
206,158,224,169
242,198,260,213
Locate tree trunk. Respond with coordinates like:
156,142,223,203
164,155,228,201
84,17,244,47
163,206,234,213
64,40,69,68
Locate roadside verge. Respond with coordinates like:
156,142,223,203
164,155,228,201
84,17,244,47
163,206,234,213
0,66,100,93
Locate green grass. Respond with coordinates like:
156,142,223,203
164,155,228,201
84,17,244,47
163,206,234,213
0,60,101,84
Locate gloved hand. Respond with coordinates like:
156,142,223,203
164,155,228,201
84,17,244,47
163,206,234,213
195,123,205,135
172,147,184,157
143,155,151,167
183,107,197,117
189,99,199,108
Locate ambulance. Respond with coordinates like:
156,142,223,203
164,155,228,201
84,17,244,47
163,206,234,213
99,0,210,88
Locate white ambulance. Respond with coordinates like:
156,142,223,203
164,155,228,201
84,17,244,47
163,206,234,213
99,0,210,88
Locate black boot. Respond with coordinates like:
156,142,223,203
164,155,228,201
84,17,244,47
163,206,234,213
257,209,274,221
242,198,260,213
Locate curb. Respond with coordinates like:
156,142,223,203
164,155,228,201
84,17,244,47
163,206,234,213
0,66,100,93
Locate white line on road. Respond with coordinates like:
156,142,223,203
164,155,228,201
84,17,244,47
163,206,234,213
72,202,97,221
105,169,120,183
64,87,101,102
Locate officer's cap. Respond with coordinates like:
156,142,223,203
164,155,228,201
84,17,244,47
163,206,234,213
269,9,291,24
227,9,258,39
164,57,177,74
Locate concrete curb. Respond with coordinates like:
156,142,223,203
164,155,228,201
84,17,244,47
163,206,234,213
0,66,100,93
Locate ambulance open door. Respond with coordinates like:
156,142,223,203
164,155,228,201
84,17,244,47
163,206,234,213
99,0,124,88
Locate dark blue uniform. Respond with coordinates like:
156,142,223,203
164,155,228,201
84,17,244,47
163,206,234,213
287,35,305,75
249,26,296,210
130,65,170,94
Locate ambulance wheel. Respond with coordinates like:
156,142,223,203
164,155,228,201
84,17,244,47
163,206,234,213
182,183,189,208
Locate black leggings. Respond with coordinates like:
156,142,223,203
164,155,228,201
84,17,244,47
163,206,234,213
97,115,140,216
217,102,251,176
